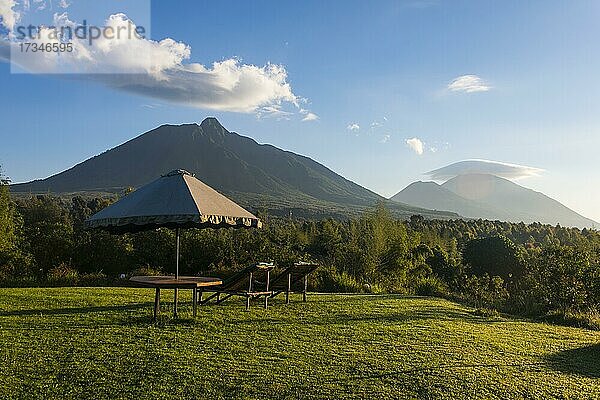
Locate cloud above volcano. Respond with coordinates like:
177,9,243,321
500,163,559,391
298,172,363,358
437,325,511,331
427,159,544,181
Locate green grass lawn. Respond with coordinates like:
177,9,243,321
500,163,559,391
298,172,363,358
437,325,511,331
0,289,599,399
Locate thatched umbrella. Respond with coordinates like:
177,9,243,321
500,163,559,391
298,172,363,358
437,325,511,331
84,169,261,315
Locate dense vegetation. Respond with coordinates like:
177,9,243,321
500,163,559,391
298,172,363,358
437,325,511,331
1,170,599,329
1,290,599,399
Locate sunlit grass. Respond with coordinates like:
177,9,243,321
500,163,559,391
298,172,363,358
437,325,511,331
0,288,599,399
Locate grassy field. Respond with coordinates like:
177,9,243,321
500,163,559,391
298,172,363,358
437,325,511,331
0,289,599,399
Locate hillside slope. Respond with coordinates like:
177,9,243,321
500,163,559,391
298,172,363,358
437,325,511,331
1,289,598,399
442,174,597,228
13,118,376,204
391,181,508,221
11,118,457,220
390,174,597,228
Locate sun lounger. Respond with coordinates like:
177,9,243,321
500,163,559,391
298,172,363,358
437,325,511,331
198,262,275,310
270,262,319,303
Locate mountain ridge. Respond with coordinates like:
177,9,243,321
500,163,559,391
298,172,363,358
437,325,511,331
13,118,378,202
391,174,598,228
11,118,457,220
391,181,508,221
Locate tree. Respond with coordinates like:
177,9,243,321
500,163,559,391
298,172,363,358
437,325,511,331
16,196,74,274
0,167,31,280
528,246,594,312
462,235,523,279
426,245,462,283
0,167,16,254
0,168,9,185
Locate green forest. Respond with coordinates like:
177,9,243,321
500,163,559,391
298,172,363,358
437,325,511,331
1,175,599,330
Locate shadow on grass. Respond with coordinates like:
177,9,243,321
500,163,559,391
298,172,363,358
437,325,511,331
0,304,208,328
123,314,198,326
224,306,504,327
0,302,153,317
0,294,515,327
545,344,600,378
334,361,547,382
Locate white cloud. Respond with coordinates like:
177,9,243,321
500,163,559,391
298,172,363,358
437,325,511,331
102,58,298,113
301,110,319,121
447,75,491,93
380,134,391,144
302,112,318,121
406,137,424,155
369,120,385,135
140,103,163,109
256,104,294,120
0,0,19,30
427,159,544,181
347,123,360,132
1,12,310,115
58,0,70,8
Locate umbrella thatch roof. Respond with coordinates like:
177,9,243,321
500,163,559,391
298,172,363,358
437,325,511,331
85,170,261,233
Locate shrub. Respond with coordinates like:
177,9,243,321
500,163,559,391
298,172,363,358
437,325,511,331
315,267,364,293
543,309,600,331
46,263,79,287
0,271,39,288
414,276,448,297
129,265,163,277
472,308,501,318
79,272,110,287
366,282,386,294
460,274,508,309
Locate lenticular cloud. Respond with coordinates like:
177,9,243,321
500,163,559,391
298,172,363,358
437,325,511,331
427,159,544,181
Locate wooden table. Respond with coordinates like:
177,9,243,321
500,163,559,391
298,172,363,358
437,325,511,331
130,276,222,319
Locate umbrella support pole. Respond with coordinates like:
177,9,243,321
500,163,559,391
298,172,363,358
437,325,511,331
174,228,180,318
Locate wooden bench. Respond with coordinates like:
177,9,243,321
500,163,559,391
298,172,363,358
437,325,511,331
270,262,319,303
197,263,275,310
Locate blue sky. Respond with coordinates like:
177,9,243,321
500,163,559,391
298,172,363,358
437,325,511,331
1,0,599,221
